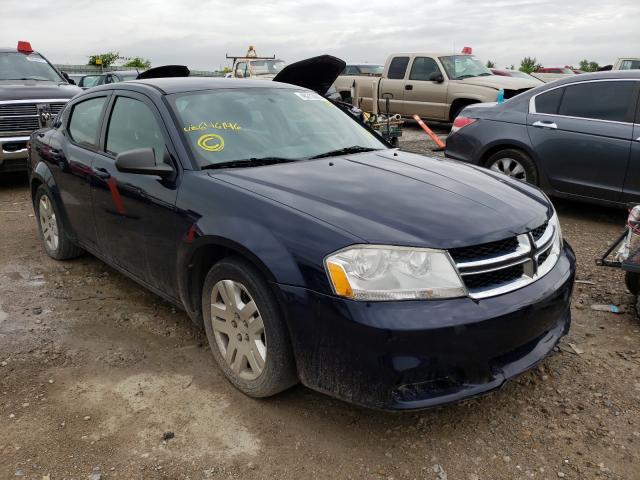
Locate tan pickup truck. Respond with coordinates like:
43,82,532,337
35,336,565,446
339,52,540,121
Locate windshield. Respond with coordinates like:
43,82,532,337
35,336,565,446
359,65,384,76
0,52,64,82
249,59,286,76
80,75,103,87
439,55,492,80
170,87,386,167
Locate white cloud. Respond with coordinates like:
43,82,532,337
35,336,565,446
2,0,638,69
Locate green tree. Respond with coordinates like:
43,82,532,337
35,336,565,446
486,59,496,68
578,59,600,72
87,52,121,67
122,57,151,69
508,64,515,70
519,57,541,74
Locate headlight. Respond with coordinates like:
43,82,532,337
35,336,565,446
325,245,467,301
550,211,563,251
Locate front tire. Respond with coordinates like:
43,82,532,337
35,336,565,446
202,257,297,398
485,148,538,185
34,185,83,260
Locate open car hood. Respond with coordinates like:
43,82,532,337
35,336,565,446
273,55,346,95
137,65,190,80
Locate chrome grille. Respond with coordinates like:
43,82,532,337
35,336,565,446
0,104,38,116
452,220,559,299
0,99,69,135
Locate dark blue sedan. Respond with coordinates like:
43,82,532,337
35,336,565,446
28,77,575,409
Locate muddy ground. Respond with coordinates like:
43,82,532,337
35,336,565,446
1,125,639,480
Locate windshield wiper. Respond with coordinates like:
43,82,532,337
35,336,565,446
201,157,296,170
310,146,381,159
477,72,493,76
454,74,477,80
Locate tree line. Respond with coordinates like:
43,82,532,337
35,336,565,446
486,58,601,73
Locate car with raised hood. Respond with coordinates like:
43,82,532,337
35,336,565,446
337,49,539,121
28,56,575,410
445,70,640,208
0,41,81,173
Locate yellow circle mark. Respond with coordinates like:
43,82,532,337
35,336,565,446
197,133,225,152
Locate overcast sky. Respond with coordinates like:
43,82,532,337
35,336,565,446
3,0,639,70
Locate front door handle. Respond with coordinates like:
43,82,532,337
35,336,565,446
93,167,111,179
532,120,557,129
405,84,413,90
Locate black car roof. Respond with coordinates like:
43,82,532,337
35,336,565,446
106,77,303,95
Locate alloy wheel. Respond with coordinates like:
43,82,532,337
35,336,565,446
489,157,527,181
210,279,266,380
39,194,59,251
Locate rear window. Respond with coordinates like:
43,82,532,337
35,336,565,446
535,88,564,114
558,81,637,122
387,57,409,80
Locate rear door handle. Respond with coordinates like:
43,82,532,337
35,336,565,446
93,167,111,179
532,120,557,129
405,84,413,90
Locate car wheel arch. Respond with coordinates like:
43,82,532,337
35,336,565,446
180,236,291,328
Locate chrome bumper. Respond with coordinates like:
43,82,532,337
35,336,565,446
0,135,29,171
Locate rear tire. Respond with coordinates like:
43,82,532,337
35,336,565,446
625,271,640,296
34,185,83,260
485,148,538,185
202,257,297,398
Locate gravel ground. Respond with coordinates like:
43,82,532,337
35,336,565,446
1,126,639,479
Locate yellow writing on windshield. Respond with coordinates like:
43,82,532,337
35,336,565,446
197,133,225,152
184,121,241,132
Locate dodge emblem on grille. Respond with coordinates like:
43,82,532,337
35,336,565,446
37,103,52,128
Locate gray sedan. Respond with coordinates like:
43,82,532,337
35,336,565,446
445,70,640,207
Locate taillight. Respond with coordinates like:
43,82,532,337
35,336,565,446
450,116,476,134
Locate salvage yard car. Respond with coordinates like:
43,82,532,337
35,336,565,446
338,50,540,121
445,71,640,207
0,41,80,173
28,75,575,410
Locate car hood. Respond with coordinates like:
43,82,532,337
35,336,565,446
209,150,551,248
458,75,540,90
273,55,346,95
0,80,81,101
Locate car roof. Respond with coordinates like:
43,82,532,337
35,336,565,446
88,77,303,95
390,53,470,58
0,48,42,54
540,69,640,86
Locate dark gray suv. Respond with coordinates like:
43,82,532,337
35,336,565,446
445,71,640,207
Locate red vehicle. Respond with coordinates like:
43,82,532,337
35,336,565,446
490,68,543,83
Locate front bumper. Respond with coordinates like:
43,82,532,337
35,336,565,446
279,244,575,410
0,135,29,172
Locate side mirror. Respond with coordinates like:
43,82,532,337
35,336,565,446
115,148,175,180
61,71,75,85
429,72,445,83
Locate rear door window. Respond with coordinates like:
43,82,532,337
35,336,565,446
558,81,637,122
387,57,409,80
106,96,166,164
67,97,107,147
409,57,441,81
534,88,564,114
